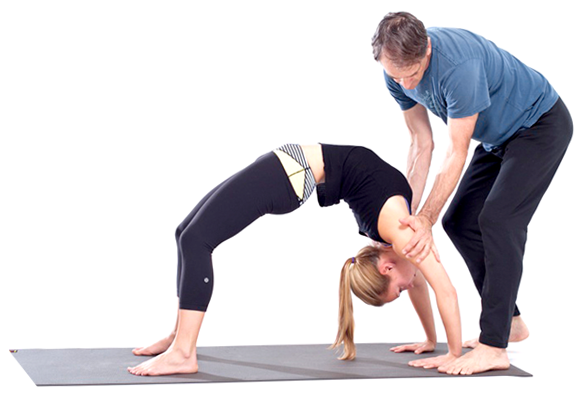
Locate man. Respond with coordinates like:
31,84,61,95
371,12,572,375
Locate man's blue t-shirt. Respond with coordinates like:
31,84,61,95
385,27,558,151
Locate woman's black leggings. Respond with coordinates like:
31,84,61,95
175,152,300,311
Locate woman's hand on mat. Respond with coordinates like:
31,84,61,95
408,352,459,370
399,215,440,264
390,341,435,354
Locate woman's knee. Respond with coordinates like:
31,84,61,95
175,225,184,242
178,223,215,253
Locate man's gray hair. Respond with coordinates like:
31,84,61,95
372,12,428,68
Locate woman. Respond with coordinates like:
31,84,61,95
128,143,461,376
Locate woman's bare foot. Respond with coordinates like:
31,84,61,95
129,309,205,376
132,333,176,356
439,343,510,375
463,316,529,349
128,347,198,376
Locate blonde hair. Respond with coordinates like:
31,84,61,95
330,245,388,360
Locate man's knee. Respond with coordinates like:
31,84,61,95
441,205,469,240
477,204,504,234
441,211,455,237
478,203,527,238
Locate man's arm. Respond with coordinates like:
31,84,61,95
401,113,477,262
404,104,434,214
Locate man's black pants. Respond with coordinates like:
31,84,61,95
442,98,573,348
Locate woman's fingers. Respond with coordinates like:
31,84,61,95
391,342,435,354
391,344,415,353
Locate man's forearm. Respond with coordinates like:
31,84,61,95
403,104,434,214
418,151,467,225
407,141,433,214
418,114,477,225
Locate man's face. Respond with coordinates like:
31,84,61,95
380,38,431,90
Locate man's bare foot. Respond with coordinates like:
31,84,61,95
132,333,176,356
509,315,529,343
128,347,198,376
439,343,510,375
463,316,529,349
463,337,480,349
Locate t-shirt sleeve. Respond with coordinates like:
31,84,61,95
383,70,418,111
442,59,491,119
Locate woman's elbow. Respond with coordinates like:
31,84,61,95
431,279,457,303
440,284,458,305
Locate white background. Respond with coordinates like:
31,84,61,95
1,0,582,398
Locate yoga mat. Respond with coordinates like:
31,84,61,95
10,343,531,386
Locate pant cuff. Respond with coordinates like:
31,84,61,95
479,333,508,349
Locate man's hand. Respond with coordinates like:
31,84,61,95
399,214,440,264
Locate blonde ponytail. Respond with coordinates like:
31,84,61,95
330,246,388,360
331,258,357,360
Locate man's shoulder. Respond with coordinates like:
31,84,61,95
427,27,482,39
428,27,492,68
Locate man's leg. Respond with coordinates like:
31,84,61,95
442,144,501,298
442,145,524,347
442,98,573,375
478,100,573,349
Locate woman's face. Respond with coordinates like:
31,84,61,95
377,248,418,303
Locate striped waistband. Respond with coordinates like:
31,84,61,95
273,144,316,206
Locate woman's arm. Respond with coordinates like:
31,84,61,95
379,195,462,366
391,272,437,354
374,238,438,354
